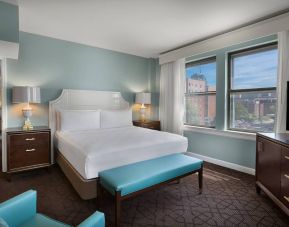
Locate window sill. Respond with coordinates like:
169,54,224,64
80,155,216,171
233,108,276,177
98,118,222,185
183,125,256,141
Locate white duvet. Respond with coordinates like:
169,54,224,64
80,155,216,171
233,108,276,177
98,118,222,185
55,126,188,179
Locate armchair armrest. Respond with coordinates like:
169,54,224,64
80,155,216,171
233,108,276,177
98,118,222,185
0,190,37,227
77,211,105,227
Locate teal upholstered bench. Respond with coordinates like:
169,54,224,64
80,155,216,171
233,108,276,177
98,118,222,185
98,153,203,226
0,190,105,227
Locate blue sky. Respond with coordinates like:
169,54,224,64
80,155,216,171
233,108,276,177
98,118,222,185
186,48,278,89
186,62,216,86
232,48,277,89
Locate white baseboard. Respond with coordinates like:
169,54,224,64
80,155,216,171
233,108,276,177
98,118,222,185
185,152,255,175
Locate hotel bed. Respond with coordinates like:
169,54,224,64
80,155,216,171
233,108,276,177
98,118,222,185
49,89,188,199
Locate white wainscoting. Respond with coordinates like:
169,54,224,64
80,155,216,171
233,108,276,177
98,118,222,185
185,152,255,175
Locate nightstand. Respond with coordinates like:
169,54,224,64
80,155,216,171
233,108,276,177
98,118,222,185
6,126,51,180
133,120,161,131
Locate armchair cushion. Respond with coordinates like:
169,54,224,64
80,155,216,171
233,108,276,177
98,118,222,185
20,214,70,227
0,190,105,227
77,211,105,227
0,190,37,227
0,218,9,227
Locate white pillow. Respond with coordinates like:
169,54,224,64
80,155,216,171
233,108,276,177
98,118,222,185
59,110,100,131
101,108,132,129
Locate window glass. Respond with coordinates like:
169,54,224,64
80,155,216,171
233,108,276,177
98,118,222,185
185,58,216,127
231,48,278,89
229,44,278,132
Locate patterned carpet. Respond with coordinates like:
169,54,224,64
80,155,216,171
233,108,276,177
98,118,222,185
0,163,288,226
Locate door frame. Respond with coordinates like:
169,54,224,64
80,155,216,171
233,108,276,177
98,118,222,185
0,58,7,172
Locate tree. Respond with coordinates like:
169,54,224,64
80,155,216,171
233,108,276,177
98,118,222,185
190,73,206,82
235,102,249,120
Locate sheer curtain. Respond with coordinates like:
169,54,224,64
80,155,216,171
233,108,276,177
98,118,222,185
276,30,289,133
159,58,185,135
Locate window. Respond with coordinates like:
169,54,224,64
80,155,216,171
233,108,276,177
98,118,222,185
228,43,278,132
185,57,216,127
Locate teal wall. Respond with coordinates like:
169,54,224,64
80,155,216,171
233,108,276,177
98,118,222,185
184,131,256,168
149,58,160,120
7,32,159,127
185,35,277,169
0,1,19,43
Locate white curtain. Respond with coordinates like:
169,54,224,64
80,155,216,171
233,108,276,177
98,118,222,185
159,58,185,135
276,31,289,133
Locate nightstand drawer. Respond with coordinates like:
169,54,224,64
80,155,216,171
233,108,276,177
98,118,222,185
8,132,49,147
9,144,50,170
133,120,161,131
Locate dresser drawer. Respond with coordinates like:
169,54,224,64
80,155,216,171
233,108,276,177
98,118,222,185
281,147,289,208
8,144,50,170
8,132,49,147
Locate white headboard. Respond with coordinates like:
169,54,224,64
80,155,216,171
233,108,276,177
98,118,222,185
49,89,130,163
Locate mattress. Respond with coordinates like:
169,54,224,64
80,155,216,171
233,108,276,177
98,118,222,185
55,126,188,179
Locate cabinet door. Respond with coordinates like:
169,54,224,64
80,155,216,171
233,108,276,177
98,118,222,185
256,137,281,198
281,147,289,208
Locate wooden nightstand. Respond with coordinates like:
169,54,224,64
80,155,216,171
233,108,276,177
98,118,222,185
133,120,161,131
6,126,51,180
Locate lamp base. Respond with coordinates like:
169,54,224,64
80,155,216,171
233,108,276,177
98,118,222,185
23,120,33,131
139,105,146,122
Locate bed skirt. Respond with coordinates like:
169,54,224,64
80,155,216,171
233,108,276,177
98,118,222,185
56,151,97,200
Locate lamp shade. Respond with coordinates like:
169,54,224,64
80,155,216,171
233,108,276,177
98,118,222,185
12,86,41,104
135,92,151,104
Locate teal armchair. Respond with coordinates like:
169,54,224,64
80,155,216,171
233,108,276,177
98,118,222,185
0,190,105,227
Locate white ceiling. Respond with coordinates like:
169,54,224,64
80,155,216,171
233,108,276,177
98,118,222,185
14,0,289,58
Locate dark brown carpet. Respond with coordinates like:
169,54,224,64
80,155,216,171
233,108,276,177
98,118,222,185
0,163,288,227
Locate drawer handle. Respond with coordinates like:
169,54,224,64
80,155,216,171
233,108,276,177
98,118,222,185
284,196,289,203
26,148,36,152
25,138,35,141
285,174,289,180
285,156,289,160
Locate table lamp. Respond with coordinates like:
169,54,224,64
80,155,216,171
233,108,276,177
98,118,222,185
135,92,151,122
12,86,41,130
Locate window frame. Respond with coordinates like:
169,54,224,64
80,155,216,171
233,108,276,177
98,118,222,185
184,56,217,128
227,42,278,133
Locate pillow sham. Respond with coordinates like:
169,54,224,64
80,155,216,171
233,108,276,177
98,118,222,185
59,110,100,131
101,108,132,129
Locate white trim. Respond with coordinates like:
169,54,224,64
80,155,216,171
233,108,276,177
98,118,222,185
0,40,19,59
1,59,7,172
159,12,289,64
184,125,256,141
186,152,255,175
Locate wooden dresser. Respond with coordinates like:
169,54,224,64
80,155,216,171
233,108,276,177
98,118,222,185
256,133,289,216
6,126,51,180
133,120,161,131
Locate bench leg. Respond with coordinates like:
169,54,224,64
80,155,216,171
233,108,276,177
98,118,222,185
115,191,121,227
198,165,203,194
97,178,102,208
